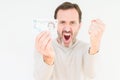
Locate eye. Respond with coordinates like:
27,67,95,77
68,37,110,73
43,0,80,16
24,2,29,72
70,21,76,25
59,21,65,24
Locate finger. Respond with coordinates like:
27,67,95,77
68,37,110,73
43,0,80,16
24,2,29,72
37,33,50,55
35,31,45,46
89,20,105,34
89,24,101,36
95,19,105,25
46,38,52,50
93,19,105,31
35,31,46,51
38,31,51,52
89,20,98,31
40,34,51,50
38,31,50,48
36,31,47,42
45,38,53,56
89,27,103,38
88,23,98,35
35,31,50,53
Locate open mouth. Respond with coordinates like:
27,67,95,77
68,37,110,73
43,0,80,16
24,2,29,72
64,35,70,41
62,33,72,44
62,29,73,46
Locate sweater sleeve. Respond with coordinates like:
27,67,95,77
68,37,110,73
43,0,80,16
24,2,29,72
34,50,54,80
83,45,101,80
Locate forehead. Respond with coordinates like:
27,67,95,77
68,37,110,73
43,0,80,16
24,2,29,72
57,8,79,21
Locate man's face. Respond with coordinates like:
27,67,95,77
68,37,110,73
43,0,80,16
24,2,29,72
56,8,81,47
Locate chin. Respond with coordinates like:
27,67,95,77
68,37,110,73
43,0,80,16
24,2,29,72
62,41,73,47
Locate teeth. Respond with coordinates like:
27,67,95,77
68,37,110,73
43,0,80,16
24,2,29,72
64,33,70,36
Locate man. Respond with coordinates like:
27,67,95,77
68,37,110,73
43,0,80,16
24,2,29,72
34,2,105,80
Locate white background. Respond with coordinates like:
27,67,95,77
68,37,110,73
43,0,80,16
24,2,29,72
0,0,120,80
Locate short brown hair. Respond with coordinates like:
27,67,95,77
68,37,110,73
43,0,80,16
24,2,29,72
54,2,82,22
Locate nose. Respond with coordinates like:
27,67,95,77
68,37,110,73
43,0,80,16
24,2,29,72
63,26,71,32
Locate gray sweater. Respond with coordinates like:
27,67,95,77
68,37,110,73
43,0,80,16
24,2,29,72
34,39,99,80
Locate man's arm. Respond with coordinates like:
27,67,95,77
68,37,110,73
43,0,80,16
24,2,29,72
34,31,55,80
34,50,54,80
83,46,100,80
83,19,105,80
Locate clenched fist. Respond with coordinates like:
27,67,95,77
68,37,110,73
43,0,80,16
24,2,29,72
35,31,55,65
88,19,105,54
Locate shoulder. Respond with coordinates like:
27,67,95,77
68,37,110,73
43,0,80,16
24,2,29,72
75,40,89,49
